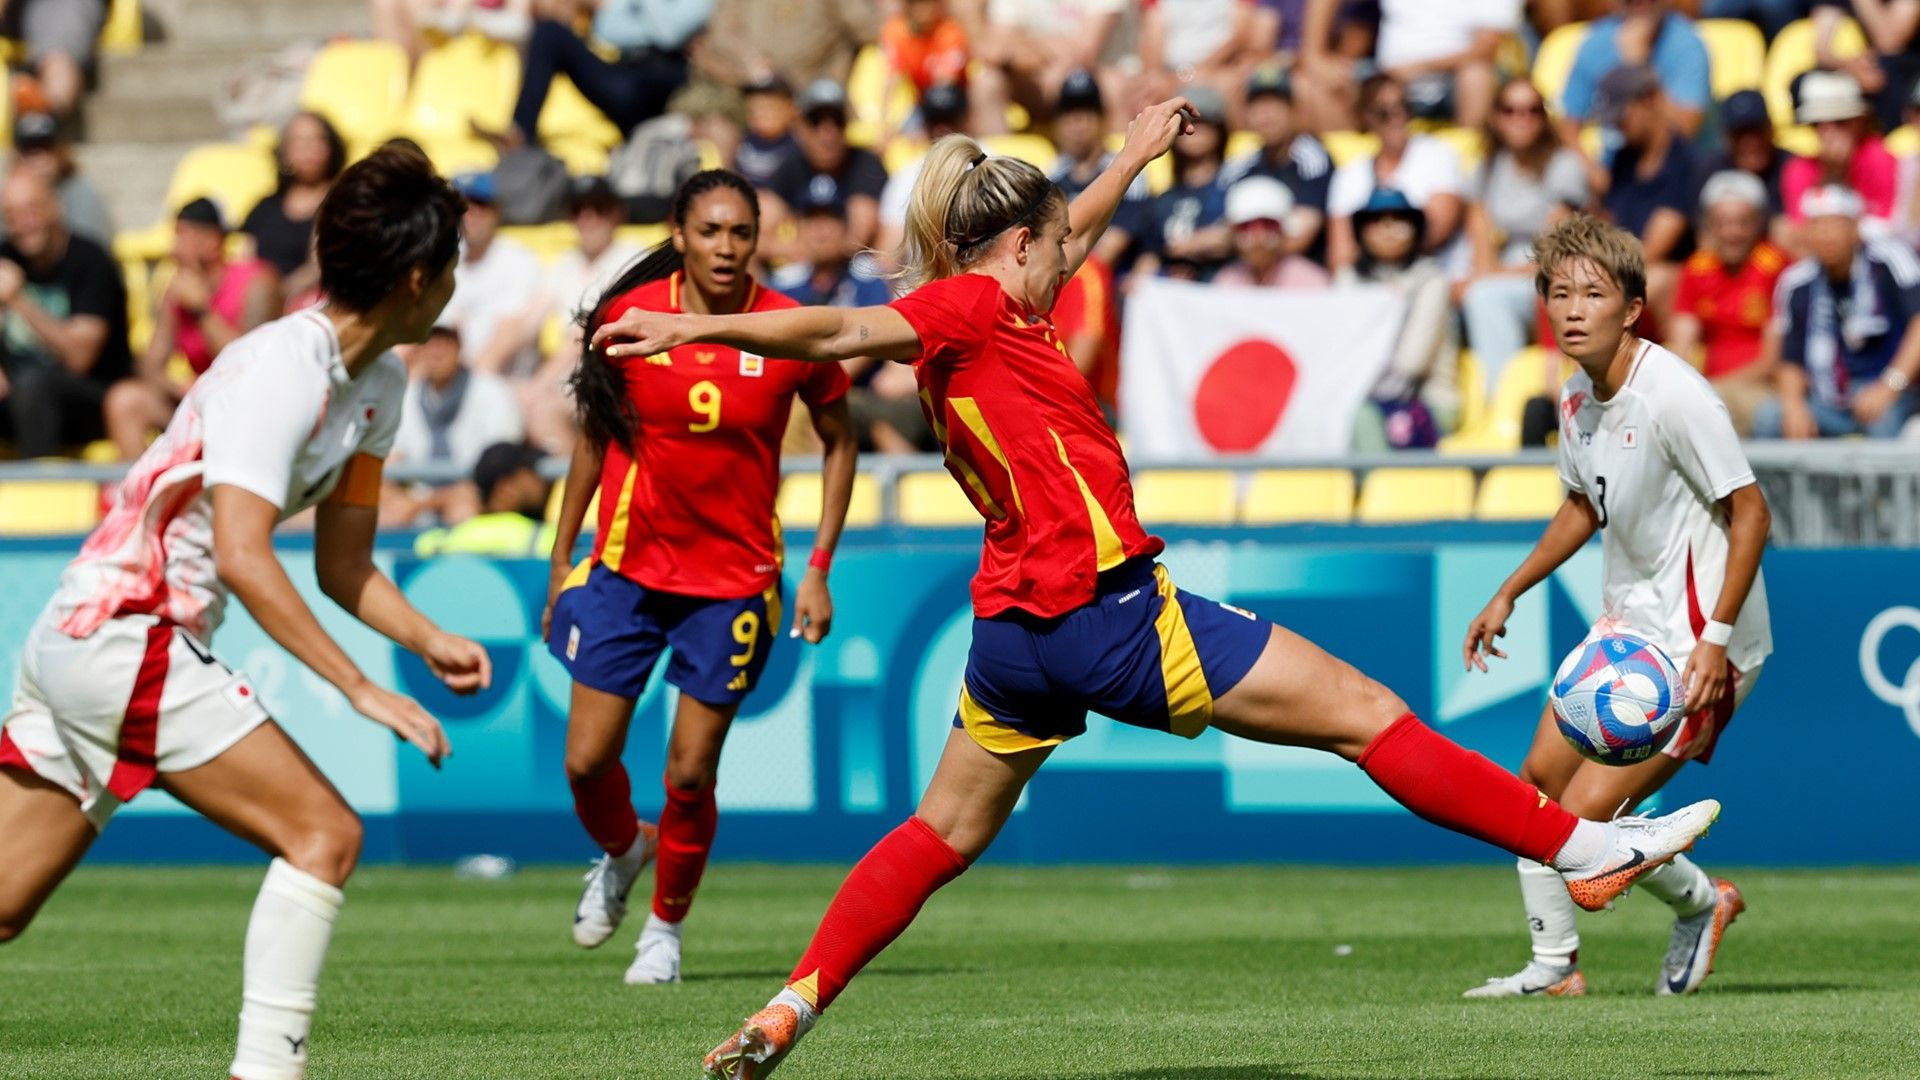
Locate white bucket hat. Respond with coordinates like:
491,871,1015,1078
1797,70,1870,125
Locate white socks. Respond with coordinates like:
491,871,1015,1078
1638,854,1715,917
1545,818,1612,877
1516,858,1580,967
640,912,682,943
231,858,343,1080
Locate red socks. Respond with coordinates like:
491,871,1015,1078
1358,713,1578,864
652,780,719,922
569,763,640,857
787,816,968,1012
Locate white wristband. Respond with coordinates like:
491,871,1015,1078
1700,620,1734,647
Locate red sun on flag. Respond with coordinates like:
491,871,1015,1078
1191,339,1296,452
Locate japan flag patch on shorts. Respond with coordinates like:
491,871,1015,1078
740,352,765,377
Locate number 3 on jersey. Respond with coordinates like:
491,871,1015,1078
688,380,722,432
1594,475,1608,529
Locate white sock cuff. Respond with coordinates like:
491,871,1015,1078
642,913,683,936
265,858,345,919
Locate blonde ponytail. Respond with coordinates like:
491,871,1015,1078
895,133,1063,290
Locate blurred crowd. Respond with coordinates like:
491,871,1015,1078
5,0,1920,532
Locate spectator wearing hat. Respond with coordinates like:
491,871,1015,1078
1366,0,1524,130
1328,74,1467,276
1461,76,1589,395
391,324,528,524
241,112,349,308
1336,188,1461,448
735,74,802,192
413,441,557,558
1666,170,1791,434
3,112,111,249
1136,0,1270,112
2,0,105,121
1213,177,1332,289
1123,83,1235,282
696,0,878,91
104,199,280,461
1595,64,1696,291
498,0,709,148
1780,70,1899,239
880,0,971,147
438,172,547,377
1046,70,1150,267
1221,62,1333,265
0,170,130,458
1560,0,1711,140
763,79,889,263
1756,183,1920,438
877,81,974,256
962,0,1134,135
1811,0,1920,134
1693,90,1787,220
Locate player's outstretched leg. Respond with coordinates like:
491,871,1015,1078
629,696,734,986
565,683,658,950
703,729,1048,1079
159,722,364,1080
1209,623,1720,912
0,764,98,945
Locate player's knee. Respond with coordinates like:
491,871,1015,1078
564,747,616,784
283,811,364,887
663,746,720,792
1330,676,1411,760
0,909,31,944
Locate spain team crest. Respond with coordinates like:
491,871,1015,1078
740,352,765,376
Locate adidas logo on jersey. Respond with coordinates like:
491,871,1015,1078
727,672,749,691
645,353,672,366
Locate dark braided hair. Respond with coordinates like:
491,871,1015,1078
570,170,761,451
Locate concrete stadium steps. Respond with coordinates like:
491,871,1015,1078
80,0,370,233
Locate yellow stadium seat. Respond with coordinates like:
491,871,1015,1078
300,40,408,146
1764,16,1866,128
543,475,601,533
539,74,623,149
615,223,670,250
778,472,883,529
1427,126,1484,173
847,45,917,148
1533,22,1588,115
407,33,520,146
0,481,101,535
1130,470,1236,525
1453,346,1576,451
419,137,502,177
1698,19,1766,101
1320,130,1380,167
1357,467,1475,523
1455,349,1487,436
163,143,278,224
897,470,977,526
81,440,123,464
101,0,142,54
1240,469,1355,524
981,133,1058,168
1226,130,1262,161
884,138,927,175
1476,465,1567,520
1886,124,1920,156
548,136,611,176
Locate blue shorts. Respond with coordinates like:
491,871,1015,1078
548,562,781,706
955,558,1271,753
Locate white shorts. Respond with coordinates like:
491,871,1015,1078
0,611,269,830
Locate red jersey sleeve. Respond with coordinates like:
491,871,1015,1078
889,274,1002,367
800,357,851,406
1674,262,1706,318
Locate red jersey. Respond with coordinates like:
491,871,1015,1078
892,273,1163,619
1049,254,1120,410
592,272,848,598
1674,241,1788,379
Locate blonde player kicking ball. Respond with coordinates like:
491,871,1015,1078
593,101,1724,1079
0,144,489,1079
1462,214,1771,999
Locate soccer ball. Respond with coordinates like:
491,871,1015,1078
1549,634,1685,765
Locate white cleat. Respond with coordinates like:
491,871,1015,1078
1564,799,1721,912
1462,961,1587,998
1657,878,1745,996
624,916,683,985
571,823,657,949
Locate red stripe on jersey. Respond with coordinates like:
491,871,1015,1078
1684,544,1706,639
891,273,1162,618
105,622,174,802
0,728,27,771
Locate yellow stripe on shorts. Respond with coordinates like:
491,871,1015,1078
1151,565,1214,737
956,685,1068,755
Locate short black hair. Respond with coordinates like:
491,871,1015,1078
314,143,465,314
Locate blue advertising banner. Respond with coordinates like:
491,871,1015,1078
4,529,1917,865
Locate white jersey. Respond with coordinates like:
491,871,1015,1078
49,308,405,643
1556,340,1772,674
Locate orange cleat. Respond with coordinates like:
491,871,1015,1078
703,999,814,1080
1563,799,1721,912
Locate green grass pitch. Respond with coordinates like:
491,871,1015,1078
3,865,1918,1078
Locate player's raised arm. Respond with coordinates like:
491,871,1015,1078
593,302,922,366
1065,97,1196,276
